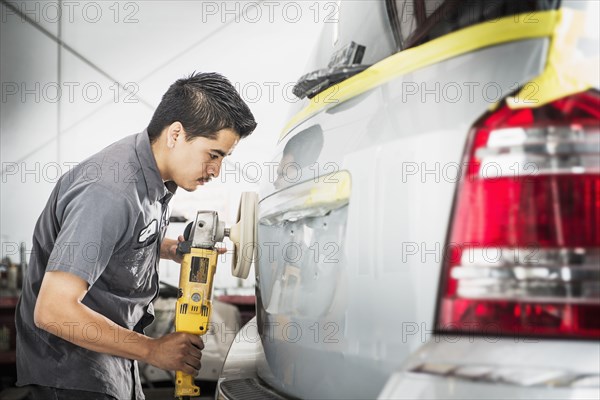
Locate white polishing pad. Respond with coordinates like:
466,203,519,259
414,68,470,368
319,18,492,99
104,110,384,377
230,192,258,279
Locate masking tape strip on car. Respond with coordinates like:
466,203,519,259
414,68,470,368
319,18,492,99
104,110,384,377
507,8,599,109
259,171,351,225
280,10,563,142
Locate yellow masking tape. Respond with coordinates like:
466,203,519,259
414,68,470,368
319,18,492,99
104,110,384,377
281,10,561,141
304,171,351,207
507,8,599,108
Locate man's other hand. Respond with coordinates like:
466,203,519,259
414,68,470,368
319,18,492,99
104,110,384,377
145,332,204,375
161,236,185,263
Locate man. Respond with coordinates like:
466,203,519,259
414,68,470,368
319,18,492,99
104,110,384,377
15,72,257,400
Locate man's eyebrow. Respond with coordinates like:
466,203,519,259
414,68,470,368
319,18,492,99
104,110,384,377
211,149,227,157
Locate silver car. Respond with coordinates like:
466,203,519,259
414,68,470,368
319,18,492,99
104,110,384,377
217,0,600,399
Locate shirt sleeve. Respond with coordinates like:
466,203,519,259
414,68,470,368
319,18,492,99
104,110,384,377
46,183,133,285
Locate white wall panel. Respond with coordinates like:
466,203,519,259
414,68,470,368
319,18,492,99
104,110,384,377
1,0,325,291
1,1,59,249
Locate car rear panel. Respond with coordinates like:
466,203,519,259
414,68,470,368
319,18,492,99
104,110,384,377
254,37,550,399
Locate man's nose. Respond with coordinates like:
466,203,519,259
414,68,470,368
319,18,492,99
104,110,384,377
207,161,222,178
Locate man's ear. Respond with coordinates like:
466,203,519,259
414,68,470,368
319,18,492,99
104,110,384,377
166,122,184,148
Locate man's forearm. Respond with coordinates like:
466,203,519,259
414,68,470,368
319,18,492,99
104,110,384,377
36,297,205,375
161,237,185,263
36,298,153,362
160,237,177,260
35,268,202,374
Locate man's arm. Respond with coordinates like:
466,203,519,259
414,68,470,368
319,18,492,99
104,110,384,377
34,270,202,375
160,235,185,262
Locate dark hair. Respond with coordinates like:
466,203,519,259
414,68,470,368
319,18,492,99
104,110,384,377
147,72,257,143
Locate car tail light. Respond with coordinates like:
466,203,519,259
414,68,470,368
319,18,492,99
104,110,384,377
436,90,600,339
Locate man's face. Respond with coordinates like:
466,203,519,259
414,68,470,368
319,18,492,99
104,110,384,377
168,127,239,192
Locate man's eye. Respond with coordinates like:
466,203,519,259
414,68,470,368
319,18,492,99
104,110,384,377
209,154,219,160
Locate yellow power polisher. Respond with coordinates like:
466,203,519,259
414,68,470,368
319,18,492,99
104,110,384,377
174,192,258,399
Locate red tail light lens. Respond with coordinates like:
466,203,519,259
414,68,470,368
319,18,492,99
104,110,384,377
437,91,600,339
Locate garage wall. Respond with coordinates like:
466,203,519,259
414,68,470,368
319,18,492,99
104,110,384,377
1,0,326,289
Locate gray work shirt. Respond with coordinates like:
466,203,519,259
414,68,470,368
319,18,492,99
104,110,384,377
16,130,176,400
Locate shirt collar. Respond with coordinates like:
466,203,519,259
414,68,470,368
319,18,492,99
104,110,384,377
135,130,177,204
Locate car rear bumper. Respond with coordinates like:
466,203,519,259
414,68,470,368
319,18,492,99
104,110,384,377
379,371,600,400
378,336,600,400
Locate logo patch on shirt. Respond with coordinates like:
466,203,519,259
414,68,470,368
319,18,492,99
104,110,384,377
138,219,158,244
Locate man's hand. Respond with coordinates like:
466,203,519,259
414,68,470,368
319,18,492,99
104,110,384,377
144,332,204,375
161,236,186,263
